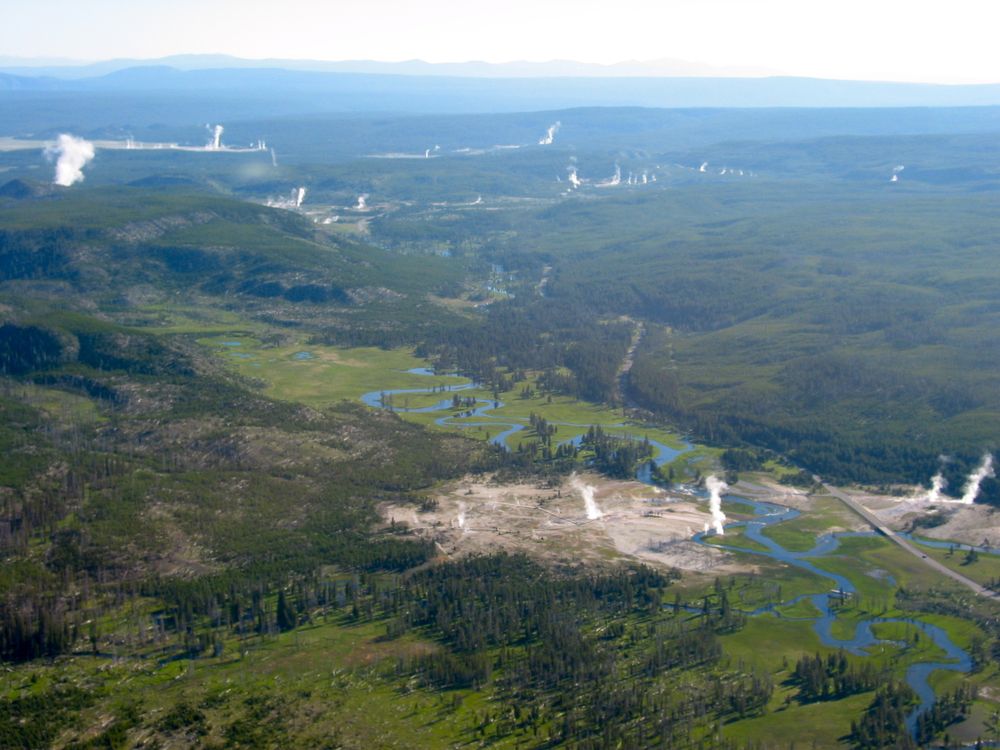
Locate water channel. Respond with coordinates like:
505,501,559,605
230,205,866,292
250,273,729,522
361,369,974,740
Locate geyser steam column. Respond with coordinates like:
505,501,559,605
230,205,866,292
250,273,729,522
917,453,995,504
704,476,728,535
961,454,995,504
207,124,224,150
925,470,948,503
571,474,604,521
44,134,95,186
539,121,561,145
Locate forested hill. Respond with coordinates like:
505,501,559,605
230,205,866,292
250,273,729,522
378,174,1000,493
0,178,780,749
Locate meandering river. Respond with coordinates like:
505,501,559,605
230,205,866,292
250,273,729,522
361,369,973,739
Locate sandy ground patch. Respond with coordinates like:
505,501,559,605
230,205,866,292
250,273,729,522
733,478,813,511
818,485,1000,548
382,472,751,574
877,498,1000,547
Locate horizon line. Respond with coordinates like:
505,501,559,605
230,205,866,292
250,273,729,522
2,54,997,87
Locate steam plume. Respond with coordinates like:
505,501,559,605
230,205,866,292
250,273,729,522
925,472,948,503
571,474,603,520
539,121,561,145
699,162,708,173
961,454,995,504
208,124,224,150
597,163,621,187
567,166,581,188
704,476,728,535
44,134,95,187
355,194,368,210
265,187,308,210
456,502,467,531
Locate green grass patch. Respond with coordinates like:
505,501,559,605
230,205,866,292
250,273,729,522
805,536,907,603
719,617,825,672
726,562,834,611
721,499,759,517
761,496,859,552
199,337,468,406
723,692,870,748
777,597,823,619
909,538,1000,588
705,526,771,554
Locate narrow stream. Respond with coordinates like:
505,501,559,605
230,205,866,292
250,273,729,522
695,499,971,735
361,370,973,739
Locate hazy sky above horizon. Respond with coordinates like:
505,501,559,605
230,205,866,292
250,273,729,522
3,0,999,84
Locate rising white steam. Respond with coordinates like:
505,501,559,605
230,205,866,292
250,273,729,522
699,162,708,173
571,474,603,520
567,166,581,188
961,454,995,504
355,194,368,210
44,134,95,187
915,453,995,504
925,472,948,503
890,165,905,183
539,121,561,145
456,502,467,531
207,124,224,150
704,476,728,535
596,163,622,187
265,187,308,210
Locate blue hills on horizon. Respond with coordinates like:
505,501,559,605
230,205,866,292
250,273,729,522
2,56,1000,112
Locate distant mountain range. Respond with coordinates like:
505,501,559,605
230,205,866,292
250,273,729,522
0,54,782,80
1,56,1000,111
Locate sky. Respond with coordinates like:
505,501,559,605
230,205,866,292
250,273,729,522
3,0,999,84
